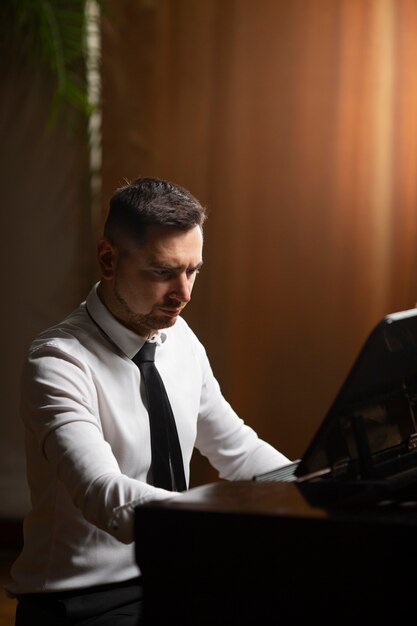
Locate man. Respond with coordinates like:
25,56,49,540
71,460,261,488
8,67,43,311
8,177,290,625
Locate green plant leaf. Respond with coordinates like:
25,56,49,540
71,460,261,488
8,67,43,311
0,0,101,123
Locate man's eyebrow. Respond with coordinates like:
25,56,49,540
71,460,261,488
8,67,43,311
148,261,204,270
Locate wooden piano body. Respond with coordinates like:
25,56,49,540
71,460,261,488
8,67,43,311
135,479,417,625
136,309,417,624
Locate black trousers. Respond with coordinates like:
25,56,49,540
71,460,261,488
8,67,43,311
14,577,143,626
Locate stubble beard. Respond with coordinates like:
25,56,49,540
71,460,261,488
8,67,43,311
113,282,181,337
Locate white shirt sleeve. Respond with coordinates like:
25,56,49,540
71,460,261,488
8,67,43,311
23,344,179,544
44,421,181,543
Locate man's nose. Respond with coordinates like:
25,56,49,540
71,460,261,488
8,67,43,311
172,273,191,302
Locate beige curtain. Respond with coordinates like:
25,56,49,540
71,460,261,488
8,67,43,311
99,0,417,485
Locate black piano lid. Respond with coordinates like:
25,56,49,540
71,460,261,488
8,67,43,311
294,307,417,484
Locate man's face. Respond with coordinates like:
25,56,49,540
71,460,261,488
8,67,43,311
97,224,203,338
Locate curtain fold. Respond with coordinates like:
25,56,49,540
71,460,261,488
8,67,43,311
99,0,417,479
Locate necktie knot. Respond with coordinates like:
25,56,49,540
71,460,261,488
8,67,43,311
133,341,156,365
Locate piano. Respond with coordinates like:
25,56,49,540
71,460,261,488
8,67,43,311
135,309,417,625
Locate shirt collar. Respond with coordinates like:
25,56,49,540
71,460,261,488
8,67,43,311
85,283,167,359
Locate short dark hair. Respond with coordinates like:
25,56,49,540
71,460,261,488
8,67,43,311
104,177,207,244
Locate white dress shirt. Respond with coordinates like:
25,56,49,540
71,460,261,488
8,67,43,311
8,284,289,594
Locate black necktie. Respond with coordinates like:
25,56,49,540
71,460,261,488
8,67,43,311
132,341,187,492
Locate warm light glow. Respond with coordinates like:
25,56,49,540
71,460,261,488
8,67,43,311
370,0,395,311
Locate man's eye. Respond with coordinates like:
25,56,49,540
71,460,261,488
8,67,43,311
152,269,171,278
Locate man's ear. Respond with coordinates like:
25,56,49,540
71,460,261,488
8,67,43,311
97,238,118,280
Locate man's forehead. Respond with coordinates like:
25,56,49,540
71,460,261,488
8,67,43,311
146,225,202,250
124,225,203,263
